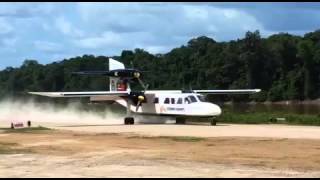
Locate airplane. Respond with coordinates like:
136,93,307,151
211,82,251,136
29,58,261,126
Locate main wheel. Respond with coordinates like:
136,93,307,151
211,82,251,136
130,118,134,124
124,117,134,125
176,117,186,124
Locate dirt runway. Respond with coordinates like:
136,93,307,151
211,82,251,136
1,121,320,177
54,123,320,139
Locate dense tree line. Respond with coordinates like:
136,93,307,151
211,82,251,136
1,30,320,102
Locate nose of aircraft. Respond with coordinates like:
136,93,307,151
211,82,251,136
208,103,222,116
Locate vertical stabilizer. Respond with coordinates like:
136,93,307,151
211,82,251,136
108,58,128,91
109,58,125,71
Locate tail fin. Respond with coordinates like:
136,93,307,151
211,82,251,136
109,58,128,91
109,58,125,71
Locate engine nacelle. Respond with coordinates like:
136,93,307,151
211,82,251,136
129,91,147,106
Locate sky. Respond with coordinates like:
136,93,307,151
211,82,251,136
0,2,320,69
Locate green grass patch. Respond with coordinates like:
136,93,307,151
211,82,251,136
216,110,320,126
169,136,205,142
127,135,205,142
0,142,33,154
0,126,52,133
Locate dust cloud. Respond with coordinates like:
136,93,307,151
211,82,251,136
0,98,175,127
0,98,124,126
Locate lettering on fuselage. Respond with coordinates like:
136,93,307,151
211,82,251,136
166,107,185,111
159,105,185,113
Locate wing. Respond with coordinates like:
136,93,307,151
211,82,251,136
193,89,261,94
145,90,182,94
145,89,261,95
28,91,129,98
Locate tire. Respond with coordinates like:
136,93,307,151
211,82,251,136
124,117,134,125
210,119,217,126
176,117,186,124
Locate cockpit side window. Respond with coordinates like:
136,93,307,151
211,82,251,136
197,95,206,102
184,97,190,104
188,95,197,103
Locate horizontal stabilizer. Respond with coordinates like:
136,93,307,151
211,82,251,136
72,71,110,76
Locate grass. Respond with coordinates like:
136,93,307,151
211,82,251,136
0,126,52,133
0,126,51,154
127,135,205,142
216,110,320,126
0,142,33,154
169,136,205,142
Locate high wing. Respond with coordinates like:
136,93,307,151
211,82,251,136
193,89,261,94
145,89,261,94
29,89,261,97
145,90,182,94
28,91,129,98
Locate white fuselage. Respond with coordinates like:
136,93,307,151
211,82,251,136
115,93,222,117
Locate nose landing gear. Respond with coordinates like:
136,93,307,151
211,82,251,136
210,118,217,126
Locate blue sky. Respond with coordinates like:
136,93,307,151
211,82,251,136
0,2,319,69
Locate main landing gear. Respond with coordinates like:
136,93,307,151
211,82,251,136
124,117,134,125
124,98,135,125
176,117,186,124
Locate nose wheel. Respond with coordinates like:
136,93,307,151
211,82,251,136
210,118,217,126
124,117,134,125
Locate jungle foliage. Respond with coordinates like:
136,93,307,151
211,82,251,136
1,30,320,102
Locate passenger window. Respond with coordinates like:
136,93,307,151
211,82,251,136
164,98,170,104
154,97,159,104
184,97,190,104
188,96,197,103
171,98,175,104
177,98,183,104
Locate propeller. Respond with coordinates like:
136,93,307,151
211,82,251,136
133,71,149,91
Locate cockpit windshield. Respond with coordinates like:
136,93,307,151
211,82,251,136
197,95,206,102
188,95,198,103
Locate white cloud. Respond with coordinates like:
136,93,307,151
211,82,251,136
74,31,125,49
33,41,62,53
55,16,84,38
0,2,55,18
42,22,50,31
0,2,319,69
75,3,264,44
183,5,209,20
222,9,238,19
0,18,13,34
2,37,17,46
